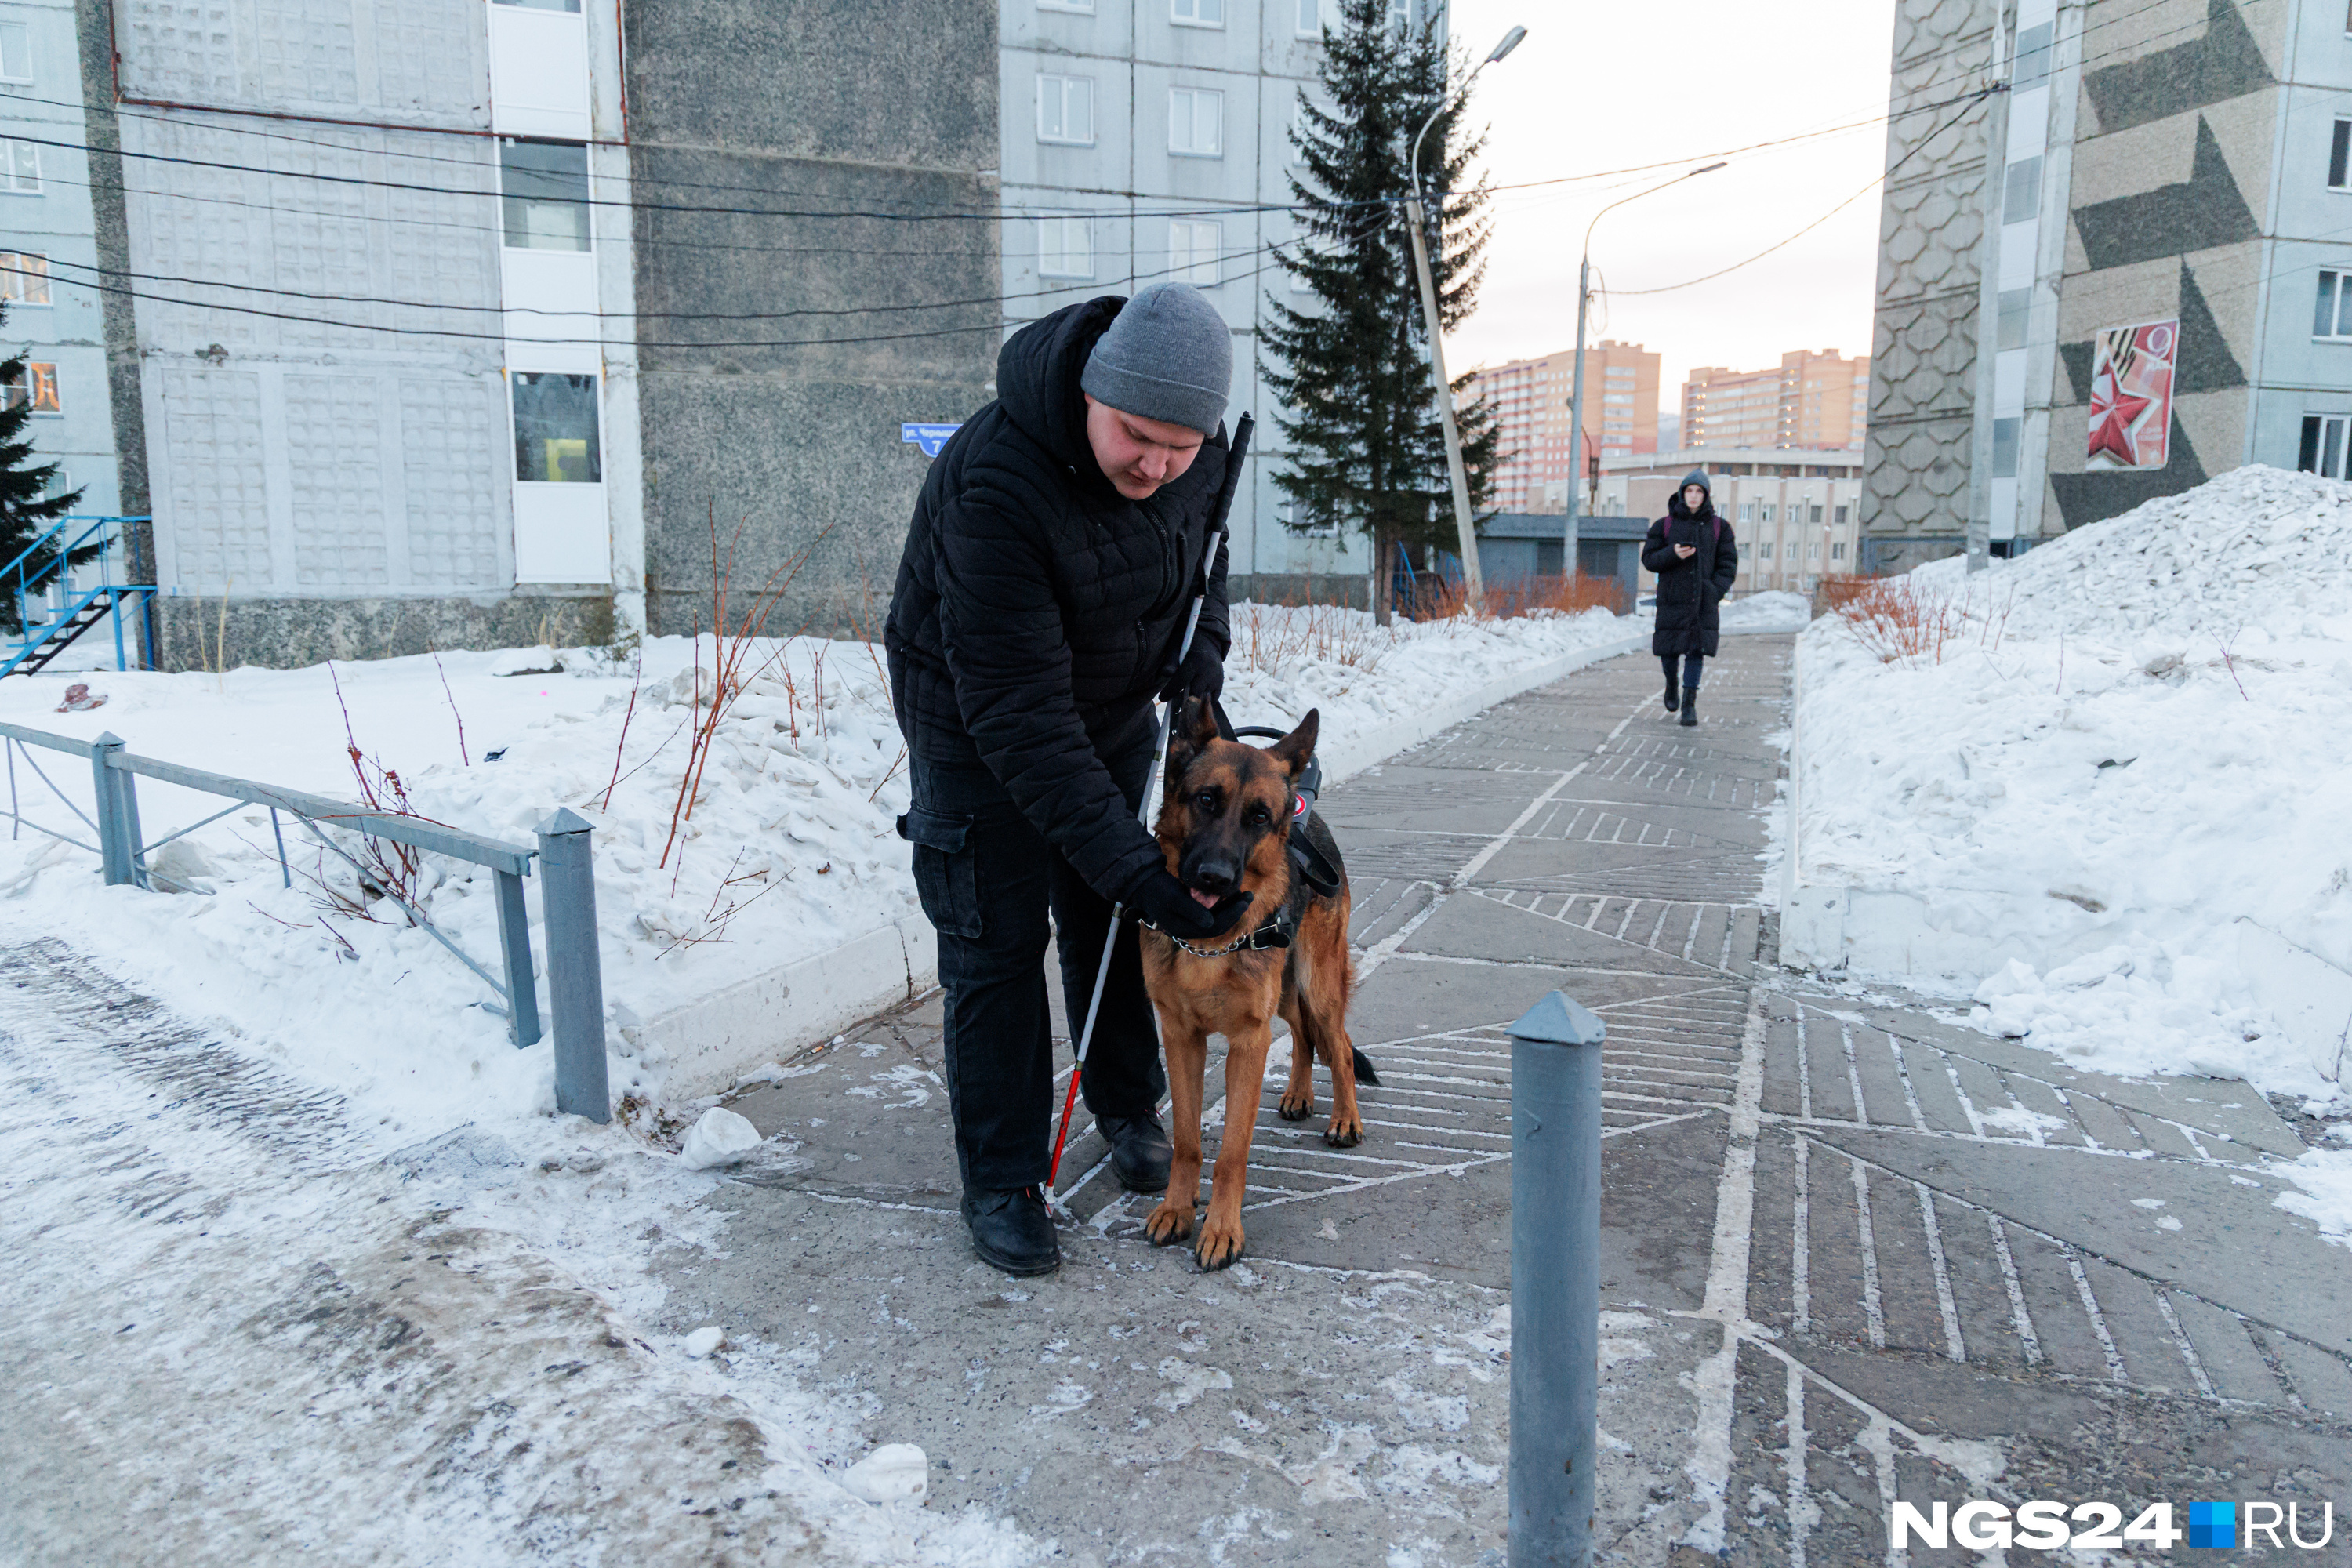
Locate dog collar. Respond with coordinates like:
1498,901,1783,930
1164,906,1297,958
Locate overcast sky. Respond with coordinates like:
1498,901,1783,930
1441,0,1903,396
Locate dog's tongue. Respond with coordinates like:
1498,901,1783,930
1190,889,1218,909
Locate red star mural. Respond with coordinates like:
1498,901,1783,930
2086,383,2151,466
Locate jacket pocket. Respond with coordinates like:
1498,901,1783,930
897,808,984,938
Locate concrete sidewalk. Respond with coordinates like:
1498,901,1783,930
680,634,2352,1566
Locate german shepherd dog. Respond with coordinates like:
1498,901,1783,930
1138,699,1377,1270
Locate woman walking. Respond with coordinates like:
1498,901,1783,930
1642,469,1740,728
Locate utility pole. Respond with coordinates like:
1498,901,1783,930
1563,256,1591,582
1404,196,1485,603
1964,56,2013,575
1407,25,1526,609
1566,163,1726,584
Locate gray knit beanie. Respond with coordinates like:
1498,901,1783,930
1080,282,1232,436
1681,468,1711,497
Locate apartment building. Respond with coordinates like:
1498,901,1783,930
1000,0,1429,596
1464,339,1658,513
1864,0,2352,570
53,0,993,667
0,0,122,521
1682,349,1870,451
1599,446,1864,596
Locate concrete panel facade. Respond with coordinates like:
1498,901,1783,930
1864,0,2352,561
626,0,998,639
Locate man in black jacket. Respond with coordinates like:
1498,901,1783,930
884,284,1254,1276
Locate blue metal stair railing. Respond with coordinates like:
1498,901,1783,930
2,514,156,677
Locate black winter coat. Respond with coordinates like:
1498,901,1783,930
1642,494,1740,657
884,296,1232,903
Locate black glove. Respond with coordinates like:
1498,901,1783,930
1159,642,1224,705
1126,868,1253,941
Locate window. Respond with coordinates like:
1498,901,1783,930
1832,541,1847,561
2013,22,2052,89
512,372,601,483
1759,542,1773,561
0,21,28,82
2316,270,2352,339
1809,542,1820,560
1168,87,1223,157
0,252,49,305
2300,414,2351,477
2002,154,2042,224
1169,219,1220,285
1,140,38,193
1760,505,1775,524
1039,0,1094,11
1037,215,1092,279
1036,74,1094,144
1809,503,1824,524
2,361,59,412
1171,0,1223,25
1737,502,1754,523
2333,119,2351,191
1997,285,2030,350
1991,416,2020,478
1834,504,1849,524
493,0,582,9
499,140,590,251
1388,0,1410,28
1295,0,1322,37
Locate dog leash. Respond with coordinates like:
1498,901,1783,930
1045,412,1254,1210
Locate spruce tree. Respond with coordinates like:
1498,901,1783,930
1264,0,1500,622
0,303,86,636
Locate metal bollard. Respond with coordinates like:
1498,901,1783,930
1508,990,1608,1568
535,808,611,1123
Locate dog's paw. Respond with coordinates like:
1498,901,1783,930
1322,1114,1363,1149
1143,1202,1196,1247
1277,1087,1315,1121
1192,1217,1245,1271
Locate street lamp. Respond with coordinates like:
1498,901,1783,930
1403,24,1526,609
1562,160,1726,581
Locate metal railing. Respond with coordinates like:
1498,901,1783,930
2,514,156,677
1,719,610,1122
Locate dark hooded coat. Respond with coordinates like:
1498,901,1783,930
1642,477,1740,657
884,296,1232,903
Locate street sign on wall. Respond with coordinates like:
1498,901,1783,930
900,423,960,458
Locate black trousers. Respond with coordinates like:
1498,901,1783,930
1661,652,1706,691
900,713,1164,1193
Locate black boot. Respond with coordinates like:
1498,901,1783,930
1096,1113,1173,1192
962,1186,1060,1276
1679,689,1699,727
1663,677,1681,713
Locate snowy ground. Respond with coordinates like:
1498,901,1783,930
1791,466,2352,1240
0,601,1633,1148
0,600,1635,1555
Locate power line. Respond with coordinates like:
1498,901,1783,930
2,245,1309,351
1603,91,1993,300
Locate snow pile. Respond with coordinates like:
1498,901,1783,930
1910,464,2352,641
0,601,1636,1144
1795,466,2352,1109
1719,590,1813,631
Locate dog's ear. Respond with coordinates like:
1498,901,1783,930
1166,694,1221,787
1267,708,1319,781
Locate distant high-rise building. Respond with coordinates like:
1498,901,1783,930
1682,350,1870,452
1466,340,1659,514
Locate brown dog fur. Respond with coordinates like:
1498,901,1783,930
1139,699,1360,1271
